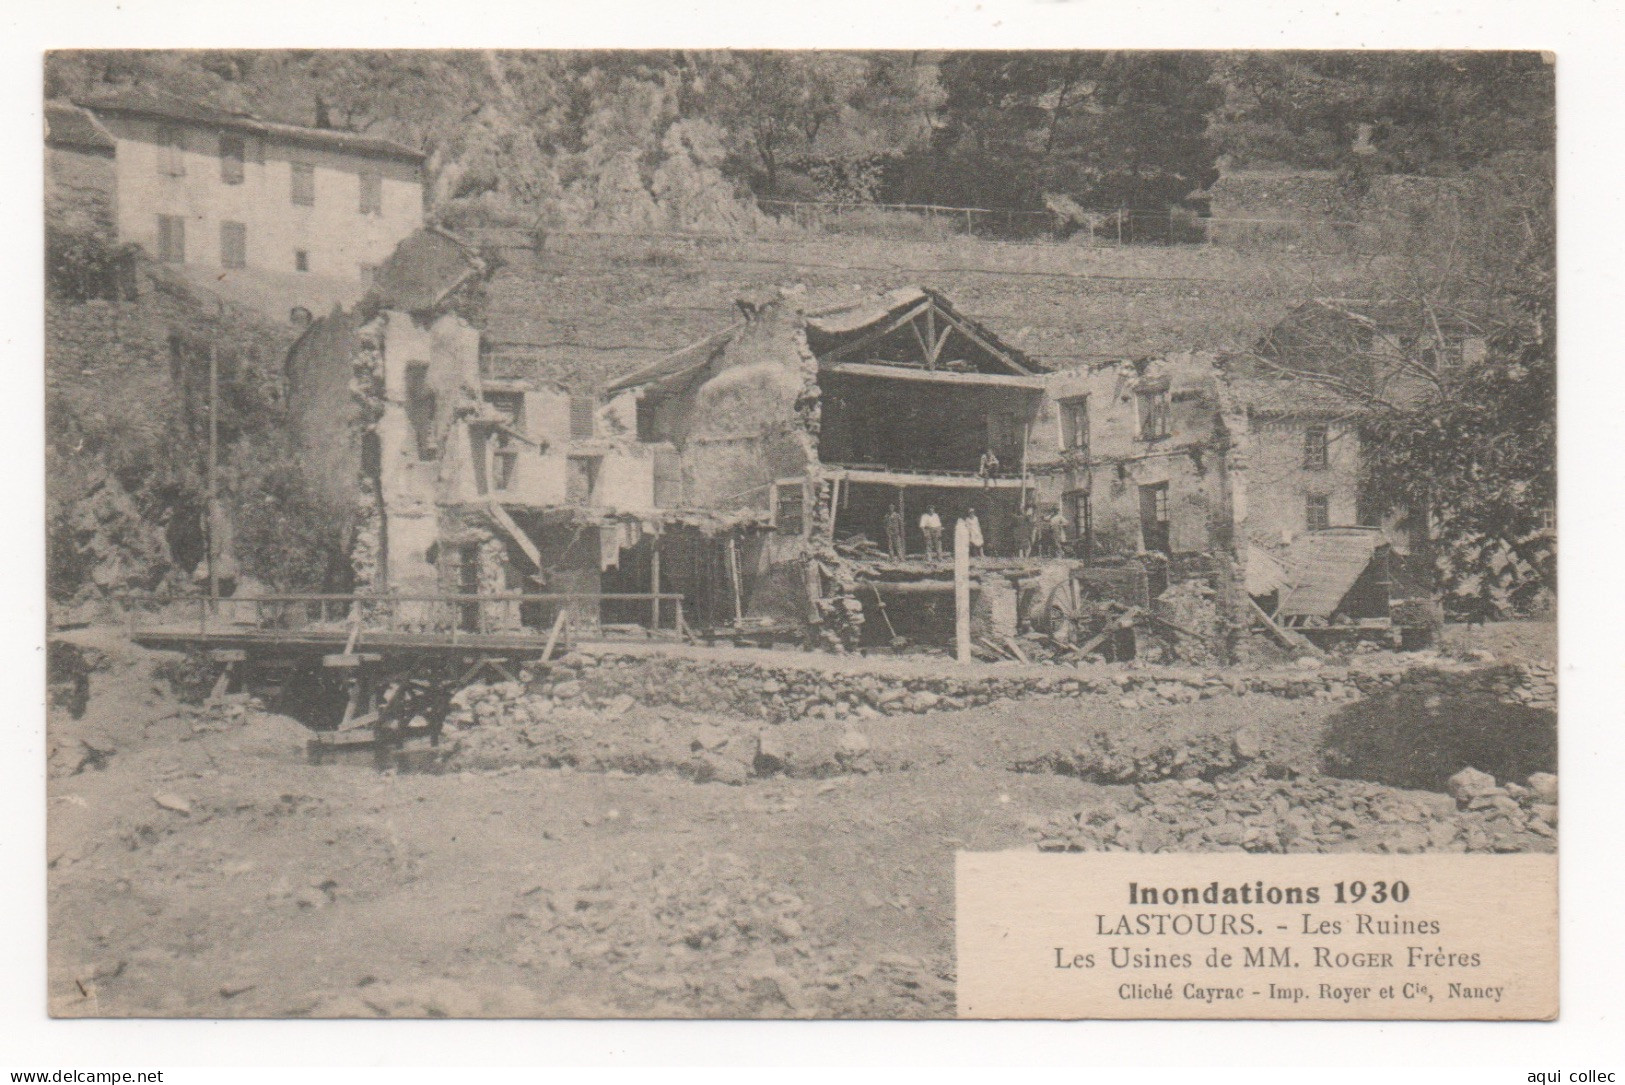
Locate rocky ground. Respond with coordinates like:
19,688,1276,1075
45,623,1556,1019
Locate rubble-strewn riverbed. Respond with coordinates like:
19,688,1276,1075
47,624,1555,1018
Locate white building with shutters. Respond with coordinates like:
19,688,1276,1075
69,90,424,316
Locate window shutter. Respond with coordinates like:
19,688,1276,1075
291,162,315,206
220,222,247,269
569,396,595,441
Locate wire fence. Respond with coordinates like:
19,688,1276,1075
754,197,1367,250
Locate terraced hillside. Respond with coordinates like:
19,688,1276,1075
475,228,1381,392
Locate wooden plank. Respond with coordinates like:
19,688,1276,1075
837,467,1026,490
1247,595,1324,657
954,518,972,663
1001,635,1030,664
727,538,745,624
820,361,1045,391
540,609,567,662
486,501,542,569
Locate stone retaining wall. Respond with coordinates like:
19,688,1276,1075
508,649,1556,725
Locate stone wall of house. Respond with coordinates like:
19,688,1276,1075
1030,353,1235,560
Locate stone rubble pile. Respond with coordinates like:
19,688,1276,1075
1015,729,1268,784
1032,765,1558,855
502,853,950,1018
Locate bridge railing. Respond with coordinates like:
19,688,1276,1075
113,592,690,641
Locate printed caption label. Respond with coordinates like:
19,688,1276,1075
956,852,1556,1019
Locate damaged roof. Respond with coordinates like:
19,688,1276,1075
367,228,483,315
804,286,930,336
603,324,742,395
76,89,425,163
1276,528,1387,620
45,101,116,152
805,285,1046,376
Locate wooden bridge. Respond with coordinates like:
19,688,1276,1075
119,592,688,765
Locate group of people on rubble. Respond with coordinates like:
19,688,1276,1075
881,501,1072,561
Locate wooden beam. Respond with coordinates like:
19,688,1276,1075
935,306,1034,375
540,609,567,661
1247,595,1324,656
835,467,1027,489
926,307,944,369
954,518,971,663
486,501,542,569
908,316,932,363
820,300,933,363
820,361,1046,391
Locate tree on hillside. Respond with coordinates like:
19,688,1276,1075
1210,51,1555,177
690,51,872,198
914,51,1221,212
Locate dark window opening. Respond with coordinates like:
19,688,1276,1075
566,456,600,504
156,215,185,263
294,249,309,273
220,221,246,269
1137,389,1171,441
1059,395,1089,454
1306,493,1331,532
405,362,437,460
484,391,525,434
1064,490,1093,561
775,482,805,536
636,397,660,443
291,162,315,206
219,133,245,184
1139,482,1171,555
1303,424,1329,470
492,437,518,492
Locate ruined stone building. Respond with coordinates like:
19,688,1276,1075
53,92,425,318
281,246,1431,651
287,229,682,634
604,286,1430,651
607,286,1064,645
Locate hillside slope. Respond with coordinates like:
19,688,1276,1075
477,229,1379,393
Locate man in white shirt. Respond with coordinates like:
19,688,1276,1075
919,506,943,560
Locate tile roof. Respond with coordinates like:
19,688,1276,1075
76,89,424,163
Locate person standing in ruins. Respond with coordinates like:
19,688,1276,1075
1047,505,1070,558
1017,502,1037,558
919,505,943,561
963,507,985,557
884,505,906,559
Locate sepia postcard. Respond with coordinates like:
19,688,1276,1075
42,47,1557,1023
